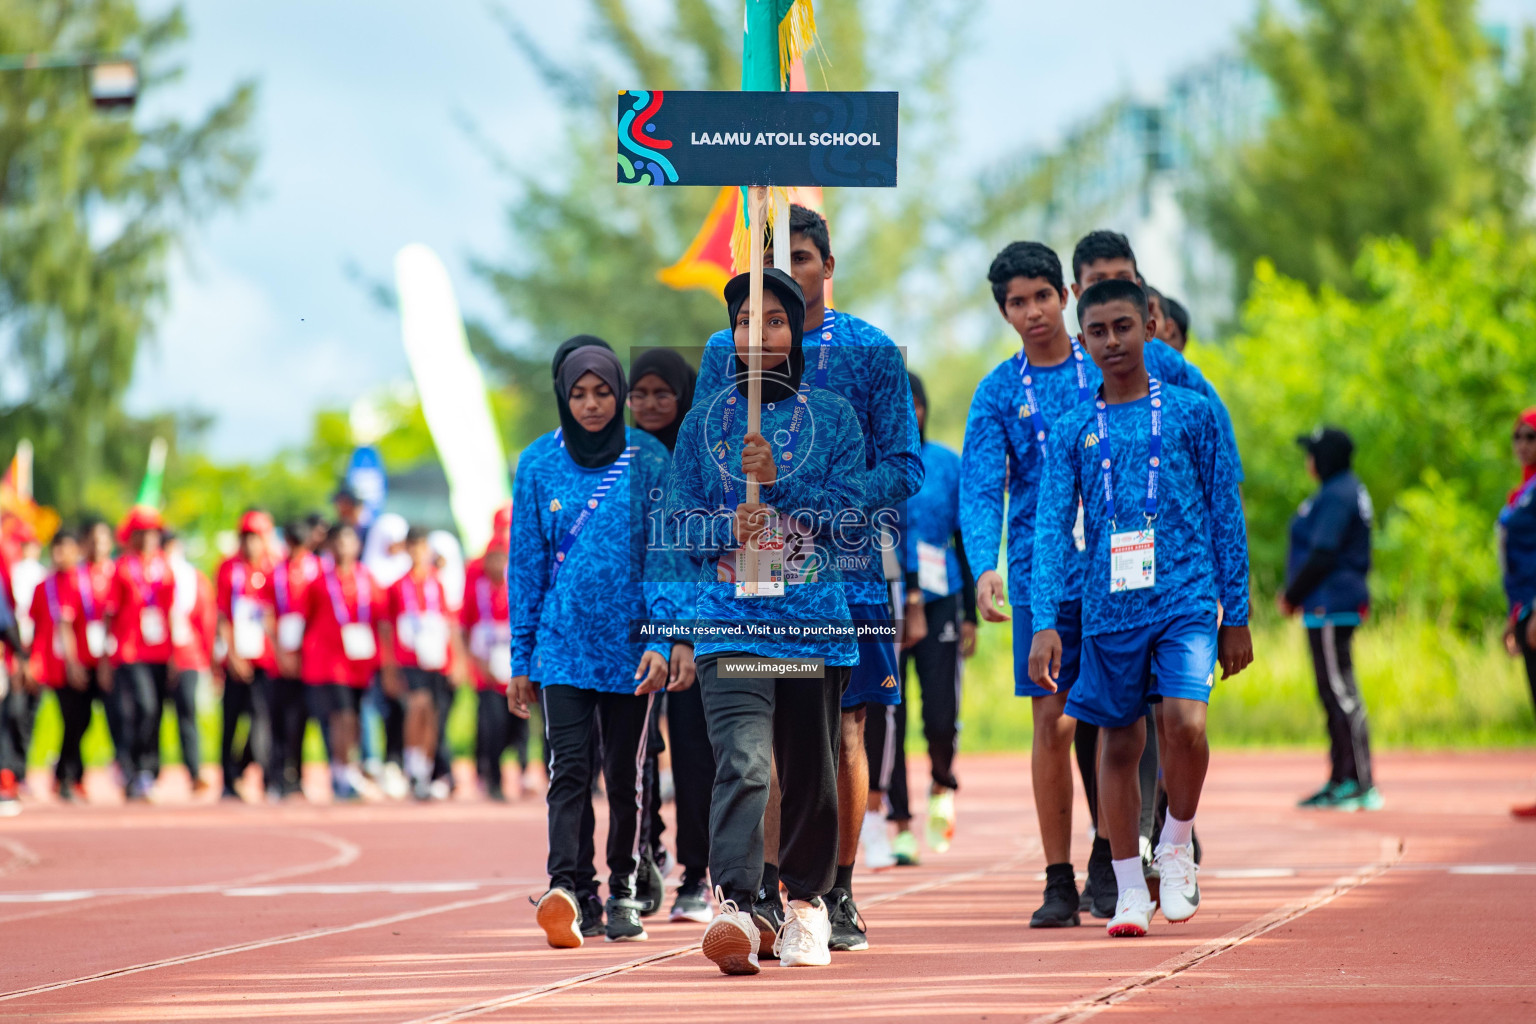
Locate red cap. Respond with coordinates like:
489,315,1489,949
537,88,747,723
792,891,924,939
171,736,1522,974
117,505,164,545
486,502,512,554
239,509,274,536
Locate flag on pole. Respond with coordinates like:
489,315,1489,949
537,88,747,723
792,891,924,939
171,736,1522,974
134,437,168,508
0,440,60,551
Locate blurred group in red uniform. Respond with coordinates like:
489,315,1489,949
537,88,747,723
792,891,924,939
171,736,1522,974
0,500,524,812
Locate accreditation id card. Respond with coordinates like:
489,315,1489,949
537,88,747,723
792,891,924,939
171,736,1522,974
727,511,786,598
1109,528,1155,592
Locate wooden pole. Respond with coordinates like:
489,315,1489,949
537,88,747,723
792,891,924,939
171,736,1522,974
743,184,767,594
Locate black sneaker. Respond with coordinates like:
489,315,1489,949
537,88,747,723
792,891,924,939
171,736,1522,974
578,891,605,937
825,887,869,951
1030,864,1081,928
751,888,785,960
669,875,712,924
1087,835,1117,919
605,897,648,942
634,852,665,917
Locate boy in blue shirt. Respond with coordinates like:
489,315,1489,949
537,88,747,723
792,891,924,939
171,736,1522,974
1028,279,1252,938
1281,426,1380,811
667,268,868,975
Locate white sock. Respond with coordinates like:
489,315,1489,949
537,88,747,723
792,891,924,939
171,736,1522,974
1160,813,1194,848
404,748,427,782
1112,857,1149,898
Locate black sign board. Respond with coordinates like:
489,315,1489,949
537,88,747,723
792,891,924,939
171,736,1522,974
618,90,898,188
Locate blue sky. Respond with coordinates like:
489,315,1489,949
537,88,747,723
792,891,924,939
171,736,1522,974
126,0,1536,460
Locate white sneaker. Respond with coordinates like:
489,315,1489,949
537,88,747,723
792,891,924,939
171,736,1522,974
861,810,896,870
1106,887,1156,938
775,898,833,967
927,789,956,853
535,887,583,949
1153,841,1201,922
701,887,760,976
380,762,410,800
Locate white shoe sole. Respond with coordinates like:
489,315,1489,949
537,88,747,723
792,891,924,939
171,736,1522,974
671,906,713,925
780,949,833,967
702,919,759,975
536,893,583,949
606,929,648,942
1161,893,1199,923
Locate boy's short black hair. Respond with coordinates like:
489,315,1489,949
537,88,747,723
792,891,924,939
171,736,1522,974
1071,230,1138,283
1164,297,1190,337
51,528,79,548
788,204,831,262
405,525,429,545
283,519,307,549
1077,278,1149,322
987,241,1064,307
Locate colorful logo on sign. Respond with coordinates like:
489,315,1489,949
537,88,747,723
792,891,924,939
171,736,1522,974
618,90,678,185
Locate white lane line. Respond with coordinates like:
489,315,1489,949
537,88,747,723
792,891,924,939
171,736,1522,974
402,841,1043,1024
0,885,538,1003
1028,834,1406,1024
0,827,361,922
0,877,540,903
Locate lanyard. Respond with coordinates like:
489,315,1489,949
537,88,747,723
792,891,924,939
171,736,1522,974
713,388,812,510
77,566,97,621
550,446,639,579
1017,337,1092,460
126,556,161,607
44,573,62,626
1093,379,1163,529
806,307,835,389
476,576,507,624
322,559,370,626
400,574,440,616
274,559,292,615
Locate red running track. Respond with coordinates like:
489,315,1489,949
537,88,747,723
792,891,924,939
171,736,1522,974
1,750,1532,1023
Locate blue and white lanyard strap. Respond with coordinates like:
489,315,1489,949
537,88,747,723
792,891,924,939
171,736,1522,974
274,560,291,615
323,559,370,626
712,389,811,510
550,445,639,579
808,307,835,389
44,573,61,626
1018,336,1092,460
1093,378,1163,530
76,566,96,621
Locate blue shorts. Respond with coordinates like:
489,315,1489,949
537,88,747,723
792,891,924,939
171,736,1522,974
1014,600,1083,698
844,601,901,709
1067,610,1218,728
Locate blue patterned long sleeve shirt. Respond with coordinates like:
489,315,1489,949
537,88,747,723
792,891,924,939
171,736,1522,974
697,310,922,604
509,427,676,692
663,383,867,664
1029,383,1249,638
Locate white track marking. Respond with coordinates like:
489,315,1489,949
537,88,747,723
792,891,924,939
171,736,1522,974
0,839,39,878
0,827,359,924
0,877,541,902
1027,834,1406,1024
0,886,537,1003
402,841,1043,1024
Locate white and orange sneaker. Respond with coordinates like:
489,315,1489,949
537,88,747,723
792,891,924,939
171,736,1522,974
702,887,760,976
535,887,584,949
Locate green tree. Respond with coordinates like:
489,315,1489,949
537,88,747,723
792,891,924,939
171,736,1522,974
472,0,974,450
1197,0,1536,297
1198,220,1536,626
0,1,258,513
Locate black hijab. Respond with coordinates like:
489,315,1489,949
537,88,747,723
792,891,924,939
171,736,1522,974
908,370,928,443
629,348,696,452
550,334,611,380
555,343,628,469
724,268,805,404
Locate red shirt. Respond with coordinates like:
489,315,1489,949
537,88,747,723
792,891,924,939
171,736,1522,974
28,570,82,688
385,569,454,673
108,552,175,665
171,570,217,673
459,559,510,693
301,559,381,687
216,555,277,672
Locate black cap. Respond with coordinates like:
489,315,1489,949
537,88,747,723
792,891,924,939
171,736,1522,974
1296,426,1354,478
